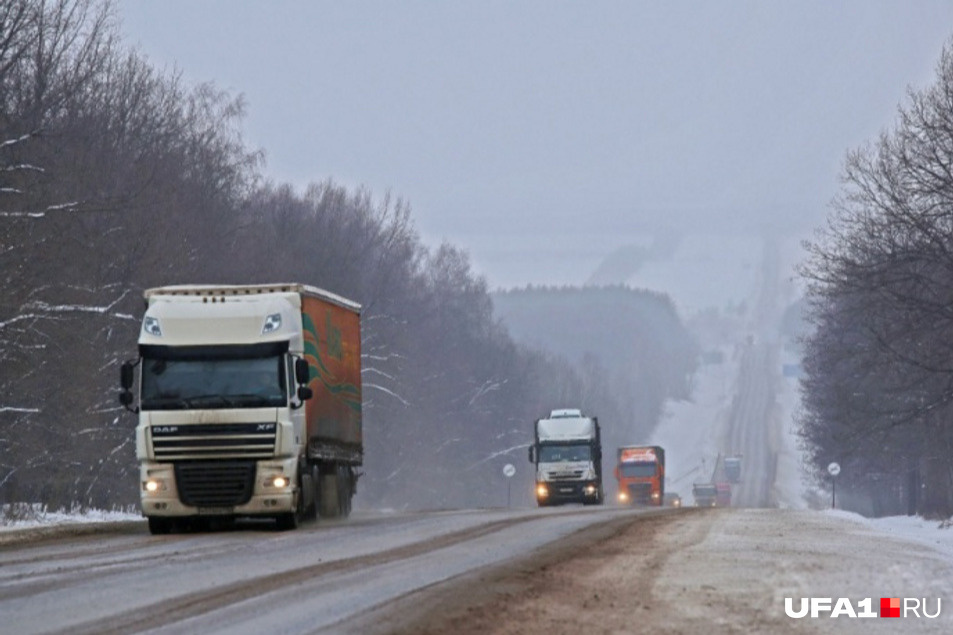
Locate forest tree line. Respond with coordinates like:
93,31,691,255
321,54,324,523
800,39,953,518
0,0,697,512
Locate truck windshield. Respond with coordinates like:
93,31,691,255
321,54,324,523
620,463,657,478
539,445,591,462
141,355,286,410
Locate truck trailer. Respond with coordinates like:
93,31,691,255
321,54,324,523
723,456,742,483
615,445,665,505
119,283,361,534
528,409,604,506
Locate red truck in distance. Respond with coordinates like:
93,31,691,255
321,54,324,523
615,445,665,506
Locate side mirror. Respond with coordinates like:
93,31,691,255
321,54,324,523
295,358,310,384
528,446,535,463
297,386,313,401
120,362,134,390
119,392,133,407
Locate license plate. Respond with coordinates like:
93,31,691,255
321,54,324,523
559,487,574,493
197,507,234,515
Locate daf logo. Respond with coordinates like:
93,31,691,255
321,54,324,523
153,426,178,434
257,423,276,432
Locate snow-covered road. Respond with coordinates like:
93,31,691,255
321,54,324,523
0,506,650,634
379,508,953,634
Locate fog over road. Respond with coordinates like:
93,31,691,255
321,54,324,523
6,236,953,633
717,238,784,508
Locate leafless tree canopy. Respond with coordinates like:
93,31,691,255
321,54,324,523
800,42,953,517
0,0,695,511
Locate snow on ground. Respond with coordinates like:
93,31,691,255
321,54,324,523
0,505,140,532
829,509,953,564
649,343,741,502
774,345,809,509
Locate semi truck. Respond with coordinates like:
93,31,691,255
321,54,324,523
692,483,717,507
119,283,362,534
528,409,604,506
724,455,742,483
715,482,732,506
615,445,665,505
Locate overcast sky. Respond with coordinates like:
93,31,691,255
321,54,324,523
120,2,953,288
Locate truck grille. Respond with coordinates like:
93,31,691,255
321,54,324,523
627,483,653,502
549,470,584,481
174,461,256,507
151,423,277,460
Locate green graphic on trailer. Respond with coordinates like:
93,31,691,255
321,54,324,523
302,311,361,413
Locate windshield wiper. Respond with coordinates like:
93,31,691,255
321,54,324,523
182,394,231,408
141,396,191,410
227,394,282,407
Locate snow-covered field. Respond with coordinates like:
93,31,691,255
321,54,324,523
0,505,139,532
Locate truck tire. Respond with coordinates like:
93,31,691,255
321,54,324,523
148,517,172,535
301,468,318,522
337,465,354,518
319,471,339,518
276,482,306,530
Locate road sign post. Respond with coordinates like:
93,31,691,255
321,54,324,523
503,463,516,507
828,462,841,509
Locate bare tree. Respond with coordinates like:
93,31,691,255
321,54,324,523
800,41,953,516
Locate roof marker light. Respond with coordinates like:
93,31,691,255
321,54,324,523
143,317,162,337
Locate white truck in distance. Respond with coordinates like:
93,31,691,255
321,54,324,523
528,409,604,506
119,284,362,534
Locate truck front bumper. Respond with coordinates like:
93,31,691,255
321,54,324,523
139,459,298,518
536,480,600,504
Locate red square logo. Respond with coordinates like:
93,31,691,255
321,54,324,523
880,597,901,618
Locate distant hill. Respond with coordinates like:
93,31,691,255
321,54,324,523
586,232,681,286
492,285,698,443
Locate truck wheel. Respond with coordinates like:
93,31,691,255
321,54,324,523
337,466,353,518
301,469,317,522
319,471,339,518
148,517,172,535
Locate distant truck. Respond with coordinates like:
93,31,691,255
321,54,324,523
528,409,604,506
715,482,732,507
615,445,665,506
119,284,362,534
663,492,682,508
724,456,742,483
692,483,717,507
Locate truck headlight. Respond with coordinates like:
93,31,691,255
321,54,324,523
584,484,597,496
271,476,288,488
618,491,629,502
652,491,660,499
143,479,164,493
536,484,549,498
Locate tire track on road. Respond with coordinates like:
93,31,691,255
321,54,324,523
60,512,590,635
